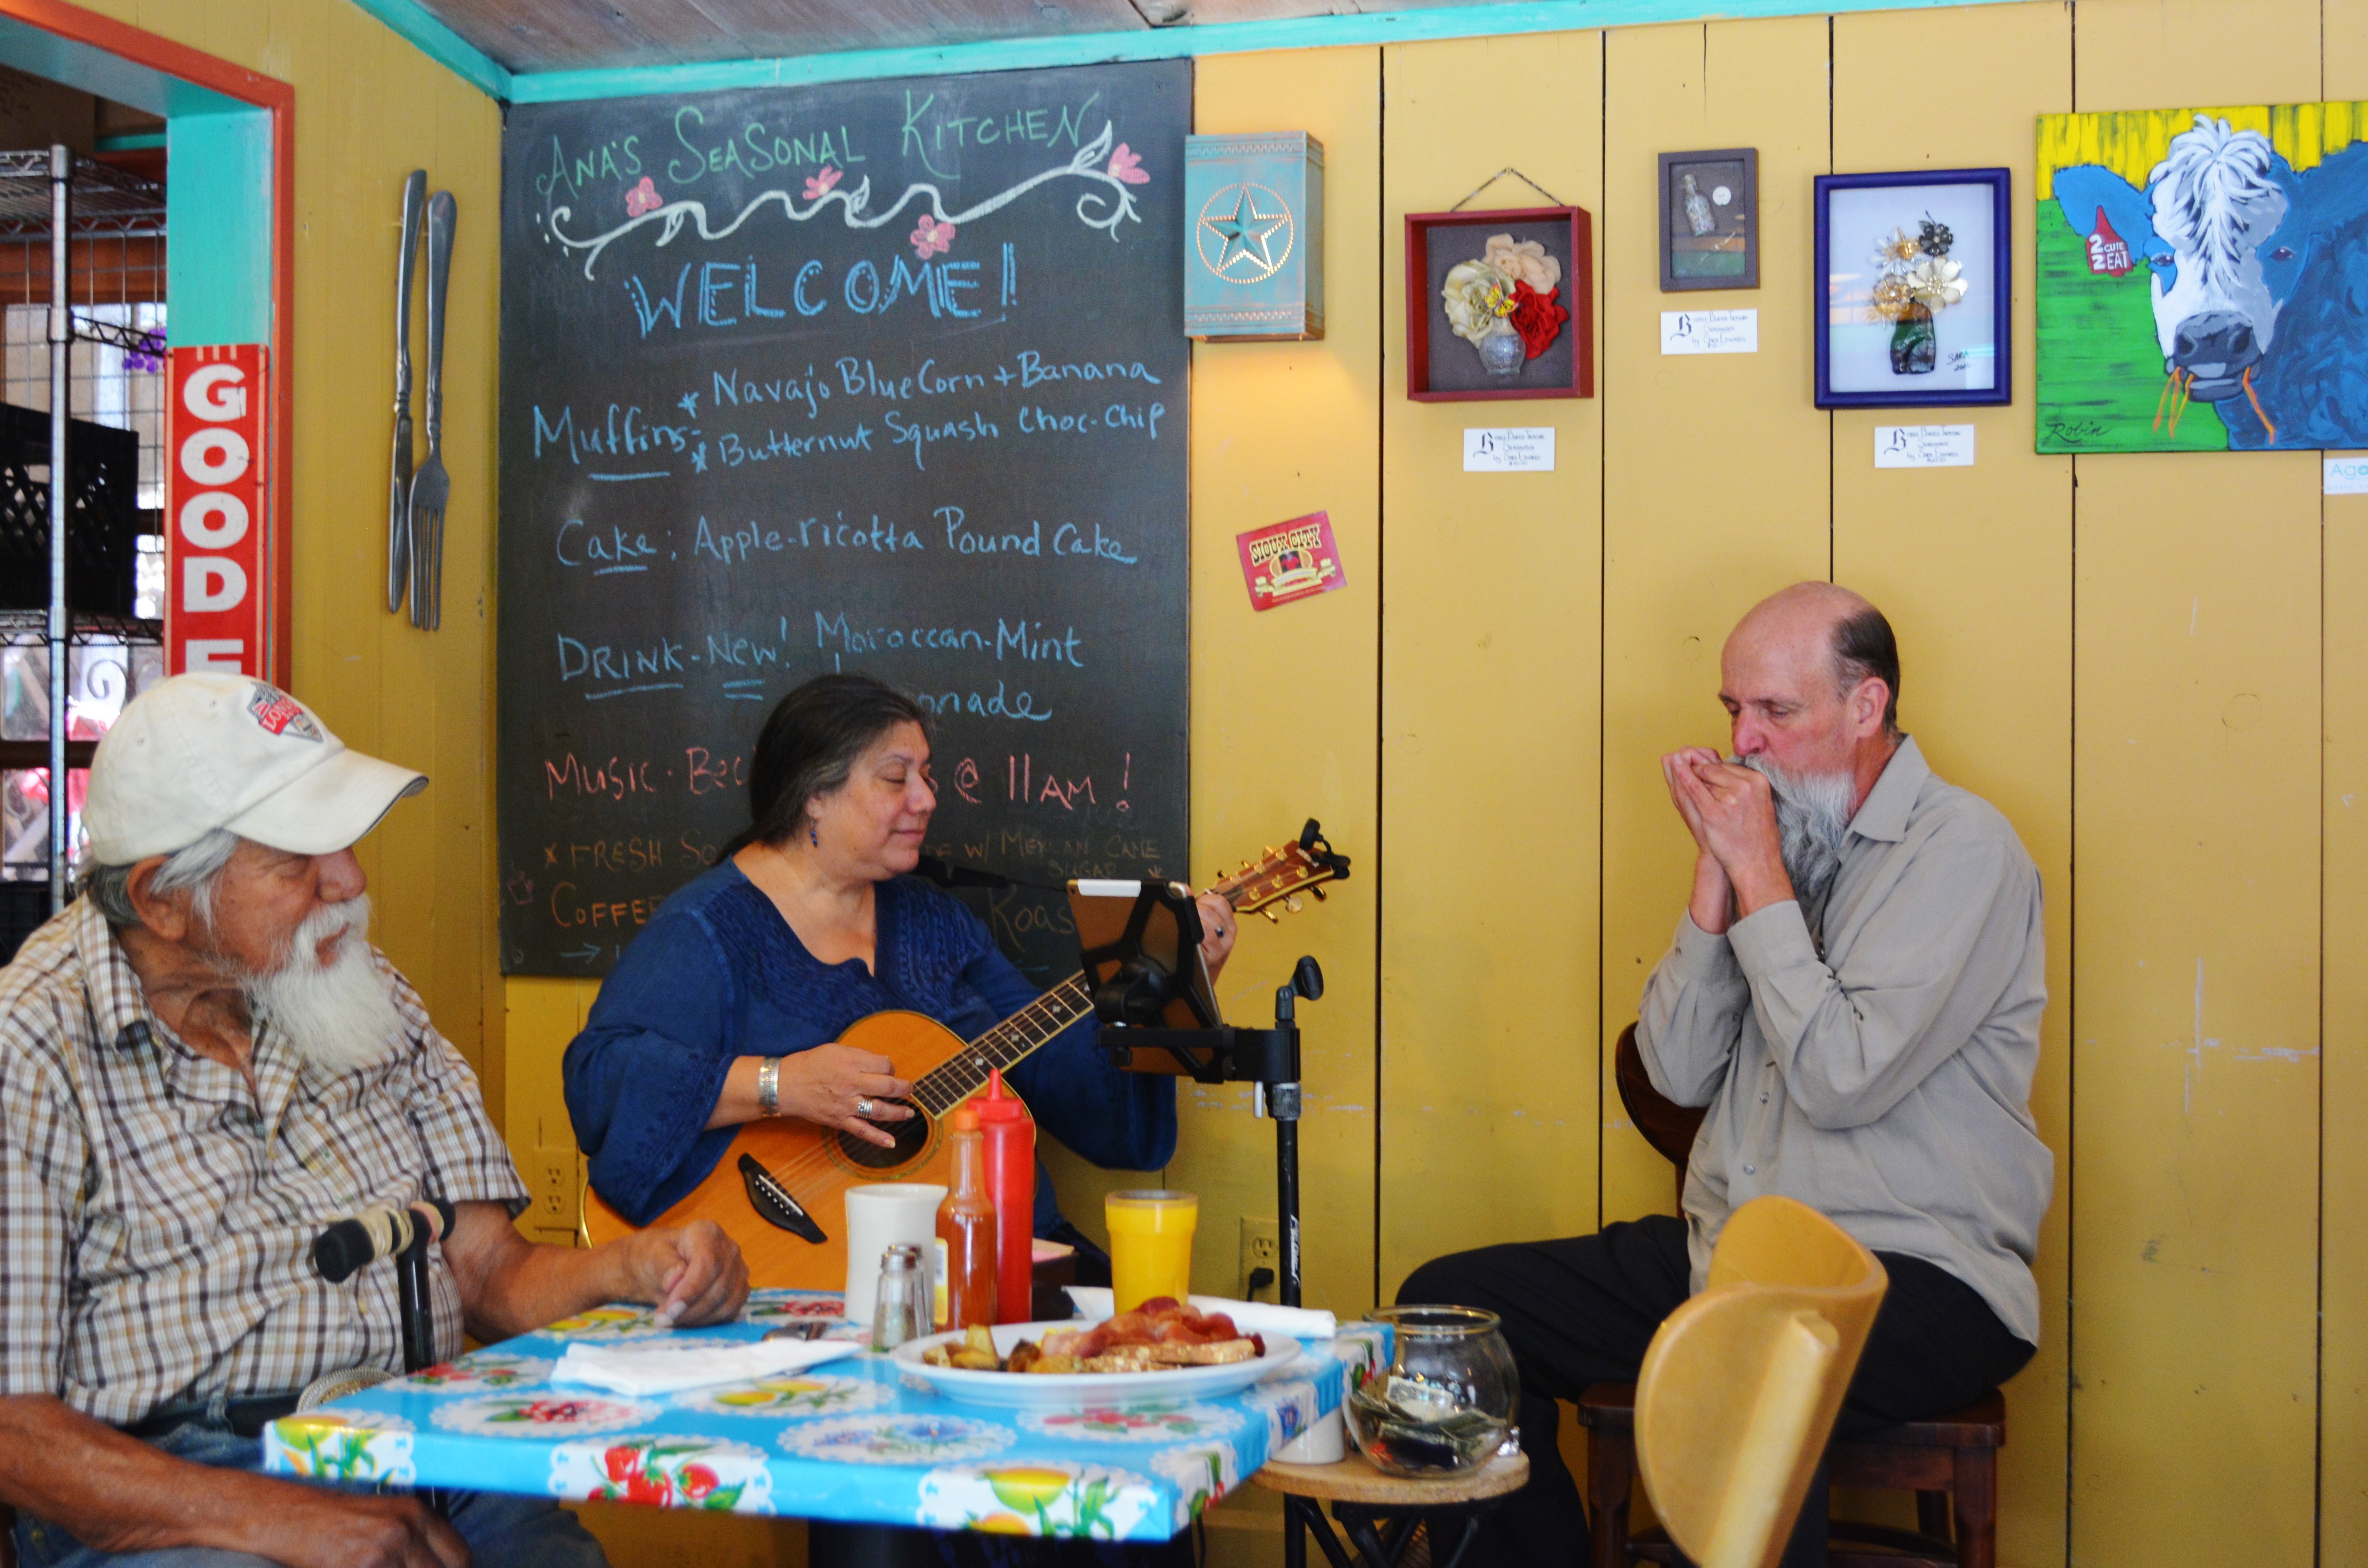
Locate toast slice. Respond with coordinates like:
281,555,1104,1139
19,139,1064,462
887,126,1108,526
1141,1338,1259,1366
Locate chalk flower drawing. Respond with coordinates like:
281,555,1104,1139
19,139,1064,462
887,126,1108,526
803,165,842,202
1107,144,1149,185
911,213,956,259
550,123,1148,278
624,177,661,218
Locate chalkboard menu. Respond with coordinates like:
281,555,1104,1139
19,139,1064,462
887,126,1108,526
498,62,1192,978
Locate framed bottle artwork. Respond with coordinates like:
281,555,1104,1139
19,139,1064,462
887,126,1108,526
1659,149,1758,292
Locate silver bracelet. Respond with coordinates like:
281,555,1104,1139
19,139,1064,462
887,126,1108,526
757,1056,781,1117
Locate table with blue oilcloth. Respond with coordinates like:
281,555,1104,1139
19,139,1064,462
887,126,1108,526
259,1290,1386,1543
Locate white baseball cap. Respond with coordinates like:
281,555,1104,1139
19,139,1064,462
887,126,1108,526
84,674,427,864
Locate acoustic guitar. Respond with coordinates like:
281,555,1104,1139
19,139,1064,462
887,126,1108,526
579,823,1350,1288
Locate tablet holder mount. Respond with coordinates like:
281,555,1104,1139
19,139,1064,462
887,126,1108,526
1084,879,1323,1308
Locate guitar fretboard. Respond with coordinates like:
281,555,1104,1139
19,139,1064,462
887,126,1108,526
911,972,1095,1115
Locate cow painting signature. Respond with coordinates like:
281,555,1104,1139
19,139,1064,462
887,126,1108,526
2038,102,2368,453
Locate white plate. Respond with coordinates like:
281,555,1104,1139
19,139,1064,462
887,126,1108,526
891,1320,1302,1410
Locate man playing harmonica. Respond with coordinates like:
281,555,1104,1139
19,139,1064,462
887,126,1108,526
1402,583,2052,1567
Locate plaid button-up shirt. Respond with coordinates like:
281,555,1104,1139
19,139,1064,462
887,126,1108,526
0,898,529,1425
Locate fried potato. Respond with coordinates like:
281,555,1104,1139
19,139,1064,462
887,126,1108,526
921,1344,954,1367
947,1347,1000,1370
1006,1340,1043,1375
1027,1352,1081,1374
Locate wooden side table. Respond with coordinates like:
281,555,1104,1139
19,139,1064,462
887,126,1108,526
1253,1449,1529,1568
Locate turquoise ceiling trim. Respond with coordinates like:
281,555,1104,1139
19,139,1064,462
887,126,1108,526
346,0,2028,103
502,0,2025,103
340,0,512,99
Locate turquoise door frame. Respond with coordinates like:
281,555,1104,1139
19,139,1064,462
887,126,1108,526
0,0,290,681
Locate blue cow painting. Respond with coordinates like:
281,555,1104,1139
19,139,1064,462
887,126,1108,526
2037,103,2368,453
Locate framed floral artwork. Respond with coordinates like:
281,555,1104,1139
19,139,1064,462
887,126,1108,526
1404,206,1594,402
1814,168,2012,408
1660,149,1758,291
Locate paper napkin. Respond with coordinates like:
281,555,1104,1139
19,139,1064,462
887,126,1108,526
553,1335,857,1395
1063,1288,1337,1342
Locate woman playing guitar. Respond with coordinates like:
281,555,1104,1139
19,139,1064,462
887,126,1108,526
561,673,1237,1283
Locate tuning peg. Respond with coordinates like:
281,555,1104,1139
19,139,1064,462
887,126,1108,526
1310,885,1327,900
1263,907,1281,923
1285,895,1303,912
1265,845,1279,857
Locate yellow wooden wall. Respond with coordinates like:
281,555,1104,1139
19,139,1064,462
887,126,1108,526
141,0,2367,1560
70,0,506,1099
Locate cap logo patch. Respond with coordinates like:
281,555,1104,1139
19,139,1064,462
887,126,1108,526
247,684,323,743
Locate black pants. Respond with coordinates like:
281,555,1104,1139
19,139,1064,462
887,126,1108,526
1398,1215,2034,1568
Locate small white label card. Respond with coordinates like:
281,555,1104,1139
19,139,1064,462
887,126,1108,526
1660,309,1758,355
2327,456,2368,495
1873,425,1976,468
1463,427,1555,473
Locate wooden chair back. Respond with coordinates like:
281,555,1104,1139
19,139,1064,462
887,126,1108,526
1615,1023,1708,1206
1634,1196,1888,1568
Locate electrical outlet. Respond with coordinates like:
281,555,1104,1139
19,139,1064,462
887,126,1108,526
1239,1217,1280,1301
529,1146,579,1228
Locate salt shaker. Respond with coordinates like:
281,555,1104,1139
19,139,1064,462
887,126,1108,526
872,1243,930,1352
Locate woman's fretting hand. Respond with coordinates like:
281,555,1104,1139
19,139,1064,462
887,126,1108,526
778,1043,915,1148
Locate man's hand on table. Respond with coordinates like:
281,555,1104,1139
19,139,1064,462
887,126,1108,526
1663,748,1796,927
446,1201,748,1342
610,1219,749,1328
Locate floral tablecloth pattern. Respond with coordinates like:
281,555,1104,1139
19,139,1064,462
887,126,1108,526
262,1290,1385,1542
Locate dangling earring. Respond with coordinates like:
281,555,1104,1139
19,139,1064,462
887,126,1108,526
809,820,820,848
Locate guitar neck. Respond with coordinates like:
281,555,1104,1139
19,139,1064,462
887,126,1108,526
912,972,1095,1112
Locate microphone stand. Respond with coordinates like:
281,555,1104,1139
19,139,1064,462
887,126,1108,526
1086,884,1325,1307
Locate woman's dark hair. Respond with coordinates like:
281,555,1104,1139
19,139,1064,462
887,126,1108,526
727,674,930,854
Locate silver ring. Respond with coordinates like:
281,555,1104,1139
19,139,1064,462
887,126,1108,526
856,1097,875,1117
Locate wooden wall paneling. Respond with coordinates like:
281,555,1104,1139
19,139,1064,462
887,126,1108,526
2067,4,2325,1563
504,976,595,1243
1598,15,1833,1230
1375,28,1605,1297
1829,8,2071,1563
1155,47,1383,1330
2323,9,2368,1559
63,0,508,1102
2325,480,2368,1568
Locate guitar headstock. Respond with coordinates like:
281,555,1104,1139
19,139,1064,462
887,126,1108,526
1208,819,1353,922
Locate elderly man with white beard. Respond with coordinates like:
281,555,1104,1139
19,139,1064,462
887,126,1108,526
1398,583,2050,1568
0,674,748,1568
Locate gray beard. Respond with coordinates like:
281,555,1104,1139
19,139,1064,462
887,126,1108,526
1736,756,1855,906
224,895,408,1077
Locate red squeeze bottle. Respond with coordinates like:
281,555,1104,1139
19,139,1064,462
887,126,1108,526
976,1068,1037,1324
937,1108,997,1330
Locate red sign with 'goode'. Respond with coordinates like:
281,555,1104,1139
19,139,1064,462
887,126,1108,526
164,344,269,675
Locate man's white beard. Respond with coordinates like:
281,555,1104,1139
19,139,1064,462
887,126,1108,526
1736,755,1855,906
228,896,407,1076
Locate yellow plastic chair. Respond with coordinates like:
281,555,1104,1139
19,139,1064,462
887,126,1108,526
1633,1195,1889,1568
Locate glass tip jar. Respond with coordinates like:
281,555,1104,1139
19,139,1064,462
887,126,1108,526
1346,1305,1520,1477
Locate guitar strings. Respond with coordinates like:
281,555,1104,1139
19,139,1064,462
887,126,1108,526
736,867,1299,1197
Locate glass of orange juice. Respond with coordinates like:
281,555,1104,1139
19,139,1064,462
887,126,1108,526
1105,1189,1198,1312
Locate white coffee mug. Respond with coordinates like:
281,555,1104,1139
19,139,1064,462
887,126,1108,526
843,1183,947,1325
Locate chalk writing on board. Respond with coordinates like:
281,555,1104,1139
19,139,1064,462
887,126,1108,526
499,62,1192,978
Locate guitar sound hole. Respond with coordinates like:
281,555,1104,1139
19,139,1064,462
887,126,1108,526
835,1098,930,1169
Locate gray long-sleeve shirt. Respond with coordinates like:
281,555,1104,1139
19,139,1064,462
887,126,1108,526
1636,736,2052,1345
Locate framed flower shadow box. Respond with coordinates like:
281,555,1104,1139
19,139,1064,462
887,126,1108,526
1404,206,1594,402
1814,168,2011,409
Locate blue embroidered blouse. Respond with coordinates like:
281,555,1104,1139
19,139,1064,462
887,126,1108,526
561,862,1176,1233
